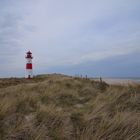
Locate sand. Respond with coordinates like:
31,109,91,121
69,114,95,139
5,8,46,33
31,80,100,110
93,78,140,85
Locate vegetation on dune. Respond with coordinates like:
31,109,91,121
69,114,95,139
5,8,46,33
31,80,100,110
0,74,140,140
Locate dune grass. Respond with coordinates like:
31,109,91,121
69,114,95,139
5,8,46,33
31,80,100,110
0,74,140,140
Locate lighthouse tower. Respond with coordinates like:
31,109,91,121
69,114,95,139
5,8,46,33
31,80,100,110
25,51,33,79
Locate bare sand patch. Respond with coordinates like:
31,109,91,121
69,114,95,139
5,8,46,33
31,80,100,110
93,78,140,85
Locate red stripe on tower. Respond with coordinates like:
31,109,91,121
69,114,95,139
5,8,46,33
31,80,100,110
25,51,33,79
26,63,32,69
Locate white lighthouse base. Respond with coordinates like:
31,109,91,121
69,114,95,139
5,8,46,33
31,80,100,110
25,69,33,79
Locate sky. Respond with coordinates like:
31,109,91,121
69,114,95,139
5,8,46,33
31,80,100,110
0,0,140,78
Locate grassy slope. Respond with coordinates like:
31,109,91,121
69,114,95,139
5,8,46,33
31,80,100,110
0,74,140,140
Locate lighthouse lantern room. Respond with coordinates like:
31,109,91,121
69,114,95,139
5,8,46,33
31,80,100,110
25,51,33,79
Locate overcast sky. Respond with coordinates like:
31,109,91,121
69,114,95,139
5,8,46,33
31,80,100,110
0,0,140,77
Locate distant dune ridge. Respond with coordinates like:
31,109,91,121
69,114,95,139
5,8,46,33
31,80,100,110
0,74,140,140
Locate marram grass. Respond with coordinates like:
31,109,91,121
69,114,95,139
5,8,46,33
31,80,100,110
0,74,140,140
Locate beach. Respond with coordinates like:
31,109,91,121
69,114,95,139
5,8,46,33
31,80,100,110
94,78,140,85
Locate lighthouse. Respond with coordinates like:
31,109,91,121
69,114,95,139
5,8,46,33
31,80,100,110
25,51,33,79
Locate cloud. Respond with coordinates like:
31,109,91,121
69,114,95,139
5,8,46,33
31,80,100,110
0,0,36,75
0,0,140,77
45,51,140,77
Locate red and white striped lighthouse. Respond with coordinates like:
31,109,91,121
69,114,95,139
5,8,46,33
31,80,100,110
25,51,33,79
